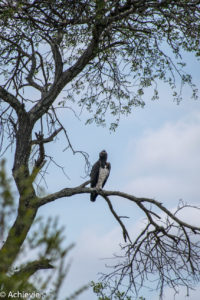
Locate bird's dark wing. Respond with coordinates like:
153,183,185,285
90,160,100,187
90,160,100,202
102,162,111,188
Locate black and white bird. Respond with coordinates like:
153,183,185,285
90,150,111,202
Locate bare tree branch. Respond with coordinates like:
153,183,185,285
31,127,62,145
33,182,200,297
103,194,131,243
0,86,24,113
36,187,200,233
29,37,101,122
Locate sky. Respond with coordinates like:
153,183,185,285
2,52,200,299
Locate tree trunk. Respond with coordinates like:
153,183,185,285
0,112,38,273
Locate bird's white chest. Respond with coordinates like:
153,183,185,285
96,167,109,189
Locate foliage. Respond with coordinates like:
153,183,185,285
91,281,146,300
0,0,199,134
0,160,15,241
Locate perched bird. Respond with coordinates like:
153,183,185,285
90,150,111,202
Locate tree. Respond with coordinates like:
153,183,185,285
0,159,89,299
0,0,200,299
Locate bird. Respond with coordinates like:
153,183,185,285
90,150,111,202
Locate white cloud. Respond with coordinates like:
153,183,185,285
124,112,200,203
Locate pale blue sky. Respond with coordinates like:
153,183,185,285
2,50,200,300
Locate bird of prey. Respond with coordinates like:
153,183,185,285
90,150,111,202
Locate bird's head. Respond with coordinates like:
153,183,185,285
99,150,107,161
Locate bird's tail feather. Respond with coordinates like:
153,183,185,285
90,191,97,202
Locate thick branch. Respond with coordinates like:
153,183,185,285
30,132,48,183
34,132,45,169
36,186,200,233
0,206,38,273
12,259,54,280
50,37,63,82
0,86,24,114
